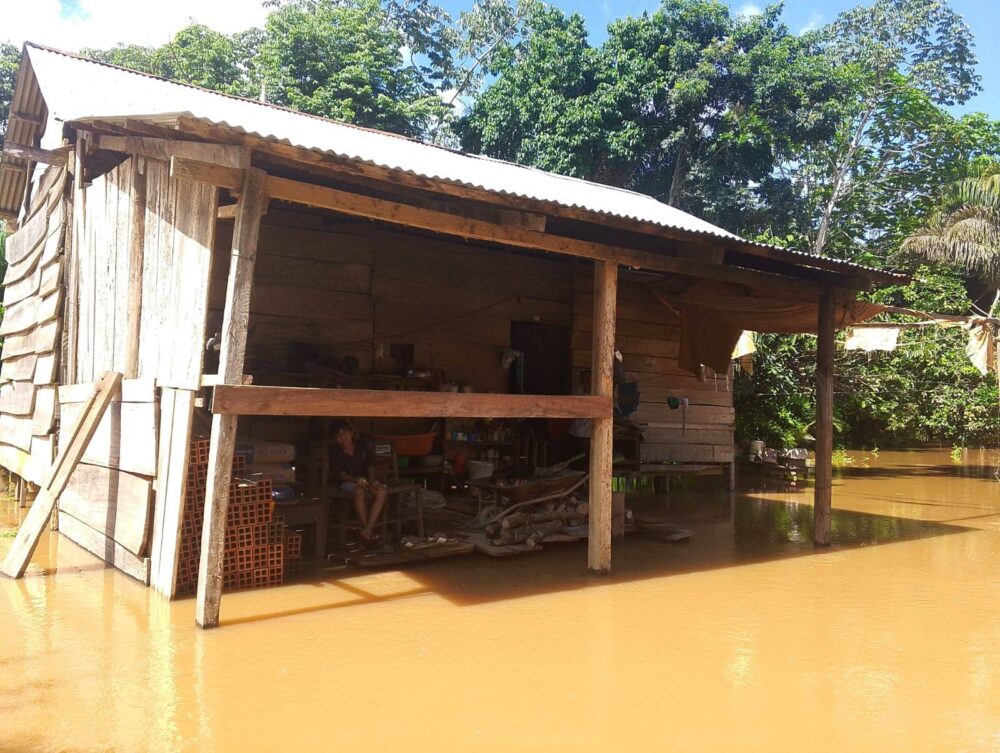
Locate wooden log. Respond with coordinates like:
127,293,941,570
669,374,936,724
814,293,834,546
58,463,153,556
3,143,72,167
211,386,611,419
196,168,268,629
588,260,617,574
148,388,195,597
124,160,146,378
1,372,123,579
493,519,565,546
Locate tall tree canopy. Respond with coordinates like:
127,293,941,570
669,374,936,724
0,42,19,152
457,1,846,235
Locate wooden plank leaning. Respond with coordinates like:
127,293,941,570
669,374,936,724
0,371,123,578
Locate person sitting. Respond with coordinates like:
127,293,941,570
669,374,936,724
329,421,388,544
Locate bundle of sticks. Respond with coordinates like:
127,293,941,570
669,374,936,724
483,501,587,547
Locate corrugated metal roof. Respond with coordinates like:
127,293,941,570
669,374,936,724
3,43,902,283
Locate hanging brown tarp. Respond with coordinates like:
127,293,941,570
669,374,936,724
651,281,884,373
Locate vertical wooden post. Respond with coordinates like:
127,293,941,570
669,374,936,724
124,159,147,379
813,292,835,546
195,168,267,628
588,260,617,574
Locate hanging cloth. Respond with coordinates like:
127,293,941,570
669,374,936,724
731,331,757,359
651,281,885,374
964,319,995,376
844,327,900,352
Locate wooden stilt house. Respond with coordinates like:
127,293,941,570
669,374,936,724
0,44,902,627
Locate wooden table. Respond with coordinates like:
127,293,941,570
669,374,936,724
275,497,328,561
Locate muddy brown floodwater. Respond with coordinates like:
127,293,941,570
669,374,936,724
4,448,1000,752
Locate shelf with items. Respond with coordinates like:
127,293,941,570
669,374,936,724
443,419,522,474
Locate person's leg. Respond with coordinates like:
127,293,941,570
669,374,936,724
345,483,368,530
362,486,389,538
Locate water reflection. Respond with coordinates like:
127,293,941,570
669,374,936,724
2,449,1000,752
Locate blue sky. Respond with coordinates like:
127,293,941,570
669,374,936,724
11,0,999,119
439,0,1000,118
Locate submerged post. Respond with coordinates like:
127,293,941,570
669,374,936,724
813,292,835,546
588,260,617,573
196,167,268,628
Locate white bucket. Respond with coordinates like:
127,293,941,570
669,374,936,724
750,440,765,457
467,460,495,480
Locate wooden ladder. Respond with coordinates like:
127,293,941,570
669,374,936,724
1,372,123,578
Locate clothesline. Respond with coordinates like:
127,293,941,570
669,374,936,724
841,305,998,375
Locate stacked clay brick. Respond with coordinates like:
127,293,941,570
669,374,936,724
176,438,285,594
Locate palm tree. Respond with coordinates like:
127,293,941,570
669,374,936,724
903,167,1000,313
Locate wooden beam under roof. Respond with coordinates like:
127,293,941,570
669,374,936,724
171,155,838,298
2,143,72,167
167,114,900,287
211,386,612,419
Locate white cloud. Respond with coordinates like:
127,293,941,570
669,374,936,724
736,2,762,18
2,0,269,52
797,12,825,34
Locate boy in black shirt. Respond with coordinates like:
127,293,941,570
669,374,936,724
329,421,388,544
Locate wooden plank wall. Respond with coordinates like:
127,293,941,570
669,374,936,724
0,166,68,485
74,157,217,391
210,208,731,464
56,378,157,583
57,157,215,584
572,266,735,464
211,211,573,396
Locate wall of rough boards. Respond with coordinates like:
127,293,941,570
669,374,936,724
0,156,216,587
72,157,217,391
65,155,216,586
0,166,67,486
210,207,734,464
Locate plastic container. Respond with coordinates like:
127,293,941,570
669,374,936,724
467,460,495,480
373,432,436,456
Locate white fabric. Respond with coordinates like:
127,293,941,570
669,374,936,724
844,327,900,352
731,331,756,359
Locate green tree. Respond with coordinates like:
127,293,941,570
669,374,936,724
458,1,846,236
804,0,981,258
0,42,20,151
903,166,1000,295
258,0,452,136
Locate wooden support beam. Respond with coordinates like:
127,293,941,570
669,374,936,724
813,293,835,546
265,174,828,297
173,158,829,297
3,143,72,167
124,160,146,378
0,372,123,578
211,386,612,419
170,156,244,193
98,136,248,169
588,260,617,574
195,168,269,629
